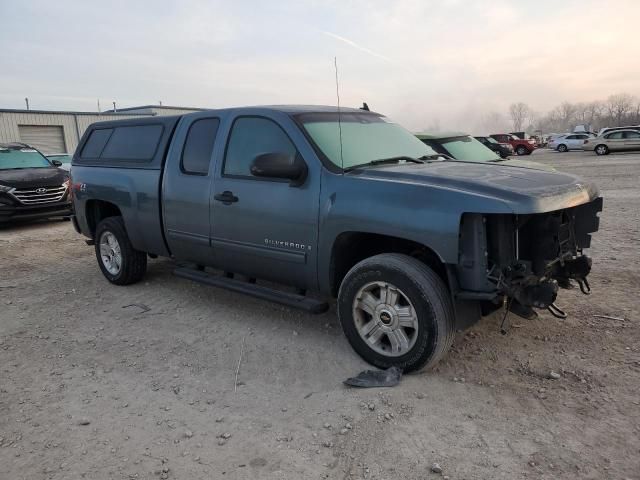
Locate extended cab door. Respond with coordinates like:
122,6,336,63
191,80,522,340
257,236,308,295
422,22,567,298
162,114,221,263
210,113,320,289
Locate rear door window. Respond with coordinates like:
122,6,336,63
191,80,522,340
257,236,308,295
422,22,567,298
181,118,220,175
623,131,640,139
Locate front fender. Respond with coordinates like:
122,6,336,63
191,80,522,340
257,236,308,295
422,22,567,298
316,170,514,295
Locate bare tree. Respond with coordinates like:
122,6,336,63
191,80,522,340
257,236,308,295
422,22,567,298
584,101,604,126
508,102,530,131
481,111,508,133
632,100,640,124
606,93,636,126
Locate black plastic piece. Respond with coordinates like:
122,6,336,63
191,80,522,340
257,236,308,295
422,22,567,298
548,302,568,319
173,267,329,314
344,366,402,388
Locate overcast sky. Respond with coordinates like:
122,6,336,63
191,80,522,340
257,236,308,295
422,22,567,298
1,0,639,132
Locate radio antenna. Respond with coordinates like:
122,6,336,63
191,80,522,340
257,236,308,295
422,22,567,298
334,56,344,171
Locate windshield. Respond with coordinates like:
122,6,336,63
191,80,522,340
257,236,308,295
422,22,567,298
437,136,501,162
0,147,52,170
298,112,437,169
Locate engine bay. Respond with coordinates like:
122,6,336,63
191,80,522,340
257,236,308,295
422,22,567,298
457,197,603,318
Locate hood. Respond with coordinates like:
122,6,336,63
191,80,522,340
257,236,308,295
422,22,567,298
492,158,555,172
349,161,598,214
0,166,68,189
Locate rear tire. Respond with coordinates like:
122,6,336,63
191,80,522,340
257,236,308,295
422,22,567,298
595,144,609,156
94,216,147,285
516,145,528,155
557,144,568,153
337,253,455,372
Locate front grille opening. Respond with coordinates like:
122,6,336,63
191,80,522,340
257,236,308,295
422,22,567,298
12,186,67,205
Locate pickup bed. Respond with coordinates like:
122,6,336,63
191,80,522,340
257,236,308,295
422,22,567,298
71,106,602,371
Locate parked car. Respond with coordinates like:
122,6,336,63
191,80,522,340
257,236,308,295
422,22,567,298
548,133,595,152
417,132,500,161
583,129,640,155
598,125,640,136
0,143,71,223
47,153,73,171
70,107,602,372
474,135,514,158
416,132,552,171
490,133,537,155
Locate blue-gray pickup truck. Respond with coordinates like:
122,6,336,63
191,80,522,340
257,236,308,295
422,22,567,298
70,106,602,371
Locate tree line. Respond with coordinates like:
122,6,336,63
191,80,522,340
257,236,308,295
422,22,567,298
506,93,640,134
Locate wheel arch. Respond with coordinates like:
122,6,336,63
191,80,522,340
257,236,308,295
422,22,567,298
85,199,122,237
328,231,447,298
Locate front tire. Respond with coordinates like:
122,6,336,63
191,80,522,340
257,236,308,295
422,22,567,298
516,145,528,155
557,144,568,153
94,216,147,285
337,253,455,372
595,144,609,156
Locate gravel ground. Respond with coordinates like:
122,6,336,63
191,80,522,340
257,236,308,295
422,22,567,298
1,149,639,480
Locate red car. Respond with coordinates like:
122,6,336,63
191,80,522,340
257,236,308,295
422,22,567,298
490,134,537,156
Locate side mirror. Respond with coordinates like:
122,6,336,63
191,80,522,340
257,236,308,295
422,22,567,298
51,159,63,167
250,153,308,187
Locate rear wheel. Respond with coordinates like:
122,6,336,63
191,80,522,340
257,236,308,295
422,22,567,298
95,216,147,285
557,144,568,153
337,253,455,372
595,144,609,156
516,145,528,155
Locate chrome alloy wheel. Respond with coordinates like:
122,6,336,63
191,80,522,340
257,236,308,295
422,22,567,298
99,231,122,275
352,281,419,357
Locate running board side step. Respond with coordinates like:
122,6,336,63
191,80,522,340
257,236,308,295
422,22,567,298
173,267,329,314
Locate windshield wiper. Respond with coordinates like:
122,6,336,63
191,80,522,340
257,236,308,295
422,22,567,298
344,156,424,172
418,154,451,161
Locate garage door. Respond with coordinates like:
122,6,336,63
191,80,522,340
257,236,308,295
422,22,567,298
18,125,67,154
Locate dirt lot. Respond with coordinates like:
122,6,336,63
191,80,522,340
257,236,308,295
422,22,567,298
1,149,639,480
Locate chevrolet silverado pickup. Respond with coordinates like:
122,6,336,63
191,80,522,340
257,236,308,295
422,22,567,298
70,106,602,371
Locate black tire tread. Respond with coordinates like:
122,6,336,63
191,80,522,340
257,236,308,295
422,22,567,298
94,216,147,285
338,253,455,372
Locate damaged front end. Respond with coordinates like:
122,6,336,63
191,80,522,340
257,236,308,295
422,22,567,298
455,197,603,320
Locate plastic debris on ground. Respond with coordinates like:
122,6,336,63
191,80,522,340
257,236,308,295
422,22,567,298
343,366,403,388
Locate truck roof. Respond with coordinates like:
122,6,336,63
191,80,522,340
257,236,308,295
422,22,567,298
84,105,379,130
